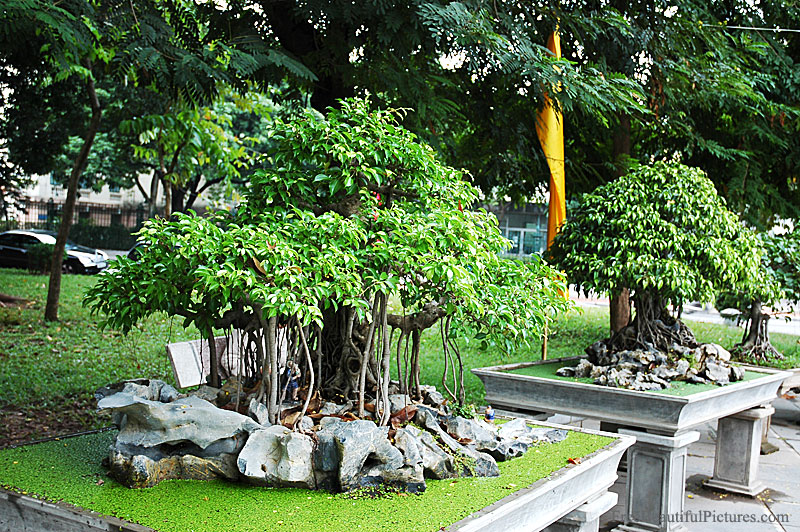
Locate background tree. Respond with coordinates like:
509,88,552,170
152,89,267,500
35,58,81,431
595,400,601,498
86,99,570,425
548,161,765,352
0,0,311,321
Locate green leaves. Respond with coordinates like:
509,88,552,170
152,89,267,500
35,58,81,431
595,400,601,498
549,161,765,309
86,97,569,351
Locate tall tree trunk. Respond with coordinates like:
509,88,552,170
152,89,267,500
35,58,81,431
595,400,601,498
609,114,632,334
45,65,102,322
610,287,631,333
148,171,160,218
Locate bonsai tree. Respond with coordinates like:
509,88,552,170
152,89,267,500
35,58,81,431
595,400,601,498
720,227,798,362
548,161,765,353
86,98,569,426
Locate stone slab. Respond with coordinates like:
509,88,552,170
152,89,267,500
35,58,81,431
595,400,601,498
166,329,288,388
0,489,153,532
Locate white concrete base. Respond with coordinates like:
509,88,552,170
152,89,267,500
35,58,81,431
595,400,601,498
616,429,700,532
544,491,618,532
704,405,773,497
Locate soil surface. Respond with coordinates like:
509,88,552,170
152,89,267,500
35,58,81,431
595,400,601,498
0,395,110,449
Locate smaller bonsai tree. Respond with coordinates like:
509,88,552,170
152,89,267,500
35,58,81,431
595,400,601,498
549,161,765,353
719,227,799,362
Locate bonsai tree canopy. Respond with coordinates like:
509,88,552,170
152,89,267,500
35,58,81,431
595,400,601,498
86,98,570,426
549,161,766,353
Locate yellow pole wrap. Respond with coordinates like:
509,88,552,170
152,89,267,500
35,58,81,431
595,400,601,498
535,30,566,250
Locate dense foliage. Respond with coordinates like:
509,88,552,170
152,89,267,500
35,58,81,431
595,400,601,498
86,99,570,425
548,161,767,351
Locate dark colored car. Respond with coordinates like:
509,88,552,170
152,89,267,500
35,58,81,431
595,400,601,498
0,229,109,274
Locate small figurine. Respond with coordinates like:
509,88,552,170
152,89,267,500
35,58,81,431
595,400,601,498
284,361,300,401
484,405,495,423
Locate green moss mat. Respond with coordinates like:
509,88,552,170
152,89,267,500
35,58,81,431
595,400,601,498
0,429,613,532
503,360,766,397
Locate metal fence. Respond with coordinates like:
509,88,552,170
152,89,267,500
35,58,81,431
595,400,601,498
1,200,153,250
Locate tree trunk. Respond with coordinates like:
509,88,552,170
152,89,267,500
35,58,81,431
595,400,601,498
148,172,160,218
45,65,102,322
734,299,782,361
610,287,631,333
608,114,632,334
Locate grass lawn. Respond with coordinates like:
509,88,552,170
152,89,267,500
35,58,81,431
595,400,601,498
1,268,798,445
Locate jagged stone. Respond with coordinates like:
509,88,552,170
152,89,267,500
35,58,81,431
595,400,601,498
248,398,271,425
98,393,261,449
189,385,221,403
704,360,731,384
529,428,568,444
237,425,316,488
325,420,407,491
402,425,457,479
108,448,239,488
415,406,499,477
389,394,412,414
730,365,745,381
555,366,575,377
423,390,447,408
703,343,732,362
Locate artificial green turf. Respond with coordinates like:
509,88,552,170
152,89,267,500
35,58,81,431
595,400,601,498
0,430,612,532
503,360,768,397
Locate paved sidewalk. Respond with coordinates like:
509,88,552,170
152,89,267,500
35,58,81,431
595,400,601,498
550,395,800,532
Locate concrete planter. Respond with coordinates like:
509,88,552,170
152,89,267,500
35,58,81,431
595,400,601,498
472,358,790,532
473,356,790,434
449,421,633,532
0,424,633,532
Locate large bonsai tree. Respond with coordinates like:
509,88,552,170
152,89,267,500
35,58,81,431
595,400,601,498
86,98,569,426
548,161,766,353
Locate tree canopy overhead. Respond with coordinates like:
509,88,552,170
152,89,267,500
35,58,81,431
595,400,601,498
87,98,570,425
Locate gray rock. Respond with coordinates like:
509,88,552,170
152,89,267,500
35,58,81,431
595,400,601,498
328,420,406,491
415,406,499,477
318,401,341,415
441,415,497,447
389,394,412,414
190,385,221,403
298,416,314,431
108,448,239,488
99,393,261,449
496,418,531,440
423,390,447,408
237,425,315,488
704,360,731,384
248,398,271,425
529,428,568,444
555,366,576,377
402,426,456,479
489,439,530,461
159,383,181,403
574,359,594,378
704,343,732,362
730,365,745,381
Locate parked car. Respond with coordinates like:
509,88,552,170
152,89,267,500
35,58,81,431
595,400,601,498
0,229,109,274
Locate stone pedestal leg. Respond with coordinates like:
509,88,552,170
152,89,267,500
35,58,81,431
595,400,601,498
544,491,618,532
704,405,774,496
614,429,700,532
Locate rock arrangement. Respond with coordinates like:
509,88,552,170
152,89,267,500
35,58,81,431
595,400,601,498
96,379,567,491
556,342,745,391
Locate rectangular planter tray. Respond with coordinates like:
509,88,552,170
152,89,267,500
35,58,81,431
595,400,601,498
0,423,633,532
473,356,791,434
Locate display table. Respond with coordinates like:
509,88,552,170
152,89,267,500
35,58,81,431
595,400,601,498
473,357,789,532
